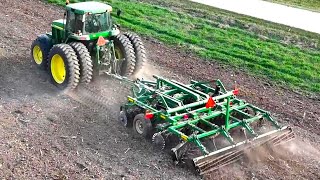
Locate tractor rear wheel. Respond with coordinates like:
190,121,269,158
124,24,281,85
31,34,52,69
133,113,152,138
68,42,93,84
124,32,147,75
48,44,80,90
111,34,136,76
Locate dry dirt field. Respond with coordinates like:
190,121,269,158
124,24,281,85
0,0,319,179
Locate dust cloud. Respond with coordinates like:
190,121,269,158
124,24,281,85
63,62,162,113
244,138,320,165
133,62,161,81
281,139,320,160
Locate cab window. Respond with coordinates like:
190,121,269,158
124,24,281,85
66,11,84,34
84,12,112,33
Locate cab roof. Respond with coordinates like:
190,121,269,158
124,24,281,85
66,1,112,14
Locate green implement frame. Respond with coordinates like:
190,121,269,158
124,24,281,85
122,75,294,175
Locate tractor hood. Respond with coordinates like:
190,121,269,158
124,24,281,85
69,28,120,41
66,1,112,15
51,19,65,31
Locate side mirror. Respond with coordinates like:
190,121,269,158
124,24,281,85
113,24,121,30
117,9,122,17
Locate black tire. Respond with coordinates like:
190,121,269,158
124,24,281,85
111,34,136,76
48,44,80,90
124,32,147,75
133,113,152,138
119,110,129,127
121,106,142,127
119,106,134,127
31,34,52,69
68,42,93,84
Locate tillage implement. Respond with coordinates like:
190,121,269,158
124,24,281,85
119,76,294,175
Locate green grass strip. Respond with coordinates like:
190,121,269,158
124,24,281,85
45,0,320,93
264,0,320,12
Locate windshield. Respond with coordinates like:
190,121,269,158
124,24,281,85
84,12,112,34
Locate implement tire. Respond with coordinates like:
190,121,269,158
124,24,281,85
48,44,80,90
124,32,147,75
133,113,152,138
111,34,136,76
69,42,93,84
31,34,52,69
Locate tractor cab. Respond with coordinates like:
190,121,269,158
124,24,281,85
65,2,113,35
51,1,114,43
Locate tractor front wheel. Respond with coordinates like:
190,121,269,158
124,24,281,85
31,34,52,69
133,113,152,138
48,44,80,90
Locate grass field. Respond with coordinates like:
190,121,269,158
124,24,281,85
47,0,320,93
265,0,320,12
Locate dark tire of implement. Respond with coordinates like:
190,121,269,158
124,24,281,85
31,34,52,69
111,34,136,76
133,113,153,138
120,106,143,128
124,32,147,75
119,110,129,127
68,42,93,84
48,44,80,90
119,106,134,127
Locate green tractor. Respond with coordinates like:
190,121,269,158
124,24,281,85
31,1,146,90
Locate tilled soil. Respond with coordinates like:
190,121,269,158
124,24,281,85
0,0,319,179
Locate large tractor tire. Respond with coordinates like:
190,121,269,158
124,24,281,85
68,42,93,84
47,44,80,90
124,32,147,75
111,34,136,76
31,34,52,69
133,113,153,138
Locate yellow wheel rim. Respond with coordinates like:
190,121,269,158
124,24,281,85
51,54,66,84
33,45,43,65
115,47,124,60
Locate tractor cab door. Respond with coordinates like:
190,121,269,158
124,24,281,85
65,10,84,37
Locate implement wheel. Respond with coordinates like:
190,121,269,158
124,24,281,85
48,44,80,90
119,106,134,127
68,42,93,84
119,110,129,127
111,34,136,76
31,34,52,69
133,113,152,138
124,32,147,75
